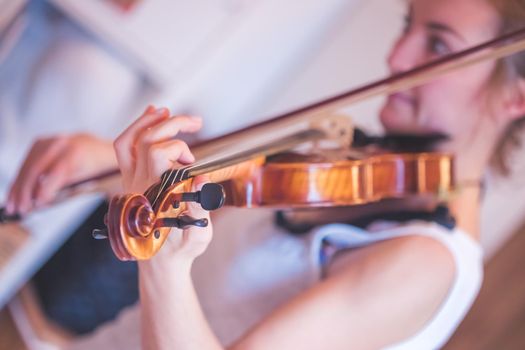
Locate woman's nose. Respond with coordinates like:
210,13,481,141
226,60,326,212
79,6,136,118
387,36,421,74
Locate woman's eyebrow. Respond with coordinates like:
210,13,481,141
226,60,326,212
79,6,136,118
426,21,467,42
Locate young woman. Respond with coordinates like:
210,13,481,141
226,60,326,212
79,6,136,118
107,0,525,349
5,0,525,349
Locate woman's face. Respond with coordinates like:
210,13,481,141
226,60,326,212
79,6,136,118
379,0,502,148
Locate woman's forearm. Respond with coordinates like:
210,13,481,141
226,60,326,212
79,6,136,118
139,260,223,350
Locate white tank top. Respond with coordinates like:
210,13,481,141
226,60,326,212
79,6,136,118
68,208,483,350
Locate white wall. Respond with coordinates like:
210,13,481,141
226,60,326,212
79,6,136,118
262,0,404,131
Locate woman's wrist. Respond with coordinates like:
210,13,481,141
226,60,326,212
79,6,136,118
139,254,193,272
138,256,194,287
138,257,195,314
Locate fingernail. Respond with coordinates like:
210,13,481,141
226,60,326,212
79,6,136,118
191,116,202,122
144,105,155,113
180,153,195,164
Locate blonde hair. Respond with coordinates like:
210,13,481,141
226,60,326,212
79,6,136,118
489,0,525,175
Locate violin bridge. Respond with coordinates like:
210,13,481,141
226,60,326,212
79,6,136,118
310,115,354,149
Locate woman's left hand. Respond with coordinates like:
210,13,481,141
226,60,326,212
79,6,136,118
113,105,212,264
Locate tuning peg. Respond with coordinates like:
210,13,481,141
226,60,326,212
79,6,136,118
92,216,208,241
175,183,225,211
156,215,208,230
92,228,108,240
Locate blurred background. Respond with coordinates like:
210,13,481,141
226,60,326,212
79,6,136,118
0,0,524,349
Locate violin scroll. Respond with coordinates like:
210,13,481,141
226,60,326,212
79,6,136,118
106,193,157,261
103,181,226,261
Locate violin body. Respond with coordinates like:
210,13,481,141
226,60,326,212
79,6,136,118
221,150,453,208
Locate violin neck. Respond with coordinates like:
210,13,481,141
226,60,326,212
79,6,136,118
158,129,327,189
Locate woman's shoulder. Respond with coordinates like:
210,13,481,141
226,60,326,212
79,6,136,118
321,222,483,349
319,220,483,291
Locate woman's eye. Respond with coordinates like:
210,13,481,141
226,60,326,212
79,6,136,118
427,35,451,56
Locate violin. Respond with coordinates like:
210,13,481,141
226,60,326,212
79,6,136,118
103,27,525,261
103,120,454,260
3,27,525,261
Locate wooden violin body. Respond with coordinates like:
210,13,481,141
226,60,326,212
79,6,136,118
221,150,453,208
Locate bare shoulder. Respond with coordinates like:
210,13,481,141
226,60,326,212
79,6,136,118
231,235,458,350
327,234,457,344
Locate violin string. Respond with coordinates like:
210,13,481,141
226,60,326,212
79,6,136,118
151,167,178,208
150,125,299,206
150,128,321,208
151,163,197,208
151,151,207,207
150,128,328,209
151,153,226,208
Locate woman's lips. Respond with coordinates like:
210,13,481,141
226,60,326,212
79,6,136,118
388,92,416,106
